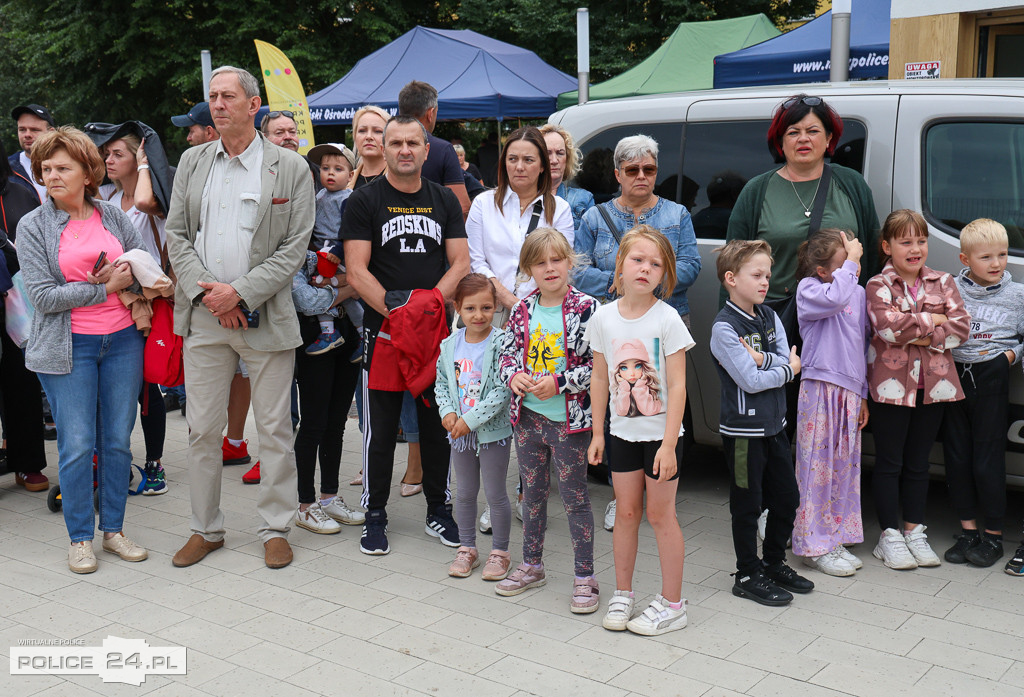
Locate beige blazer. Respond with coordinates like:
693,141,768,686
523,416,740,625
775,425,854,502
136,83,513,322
165,132,315,352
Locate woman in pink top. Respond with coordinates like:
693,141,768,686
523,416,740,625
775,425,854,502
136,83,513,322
18,127,148,575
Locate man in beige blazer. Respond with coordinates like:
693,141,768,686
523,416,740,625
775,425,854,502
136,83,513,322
165,65,314,569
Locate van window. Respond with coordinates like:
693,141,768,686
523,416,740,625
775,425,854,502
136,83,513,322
682,120,867,239
573,123,683,205
924,121,1024,249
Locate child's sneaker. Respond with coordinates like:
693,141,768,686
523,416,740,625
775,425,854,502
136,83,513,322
448,547,480,577
626,595,687,636
360,510,389,555
732,568,793,606
321,496,365,525
757,509,768,541
1005,542,1024,576
478,505,492,534
142,461,167,496
425,504,460,547
944,532,980,564
348,343,363,364
495,563,545,597
481,550,511,581
802,548,855,577
764,561,814,593
873,528,918,569
570,576,600,614
306,329,344,356
603,500,616,531
296,503,342,535
903,525,941,567
602,590,635,631
836,545,863,570
965,537,1003,568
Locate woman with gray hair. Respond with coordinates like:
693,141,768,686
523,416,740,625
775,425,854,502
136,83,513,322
572,134,700,533
540,124,594,231
453,144,484,184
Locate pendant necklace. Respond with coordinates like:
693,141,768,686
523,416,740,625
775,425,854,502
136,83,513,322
787,167,821,218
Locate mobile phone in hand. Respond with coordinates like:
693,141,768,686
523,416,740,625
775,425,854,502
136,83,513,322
241,308,260,328
92,251,107,274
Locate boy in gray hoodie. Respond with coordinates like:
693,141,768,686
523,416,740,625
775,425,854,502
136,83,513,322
943,218,1024,572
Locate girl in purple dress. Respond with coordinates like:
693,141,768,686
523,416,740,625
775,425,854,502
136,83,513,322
792,229,870,576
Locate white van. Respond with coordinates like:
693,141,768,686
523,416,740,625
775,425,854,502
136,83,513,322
550,78,1024,485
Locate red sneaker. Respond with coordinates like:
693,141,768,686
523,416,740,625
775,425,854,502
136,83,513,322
242,462,261,484
222,437,252,466
15,472,50,492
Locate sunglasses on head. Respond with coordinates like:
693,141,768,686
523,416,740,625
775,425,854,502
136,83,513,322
782,96,823,110
261,110,296,128
621,164,658,177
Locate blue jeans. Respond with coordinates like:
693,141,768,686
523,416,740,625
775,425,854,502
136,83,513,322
39,326,144,542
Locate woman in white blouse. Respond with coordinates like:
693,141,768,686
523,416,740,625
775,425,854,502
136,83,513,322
466,126,573,314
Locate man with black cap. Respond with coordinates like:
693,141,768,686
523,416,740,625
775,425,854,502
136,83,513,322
171,101,219,147
8,103,54,201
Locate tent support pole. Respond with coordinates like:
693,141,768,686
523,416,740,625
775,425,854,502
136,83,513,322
830,1,851,82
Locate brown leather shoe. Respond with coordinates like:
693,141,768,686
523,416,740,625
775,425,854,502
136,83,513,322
172,534,224,567
264,537,293,568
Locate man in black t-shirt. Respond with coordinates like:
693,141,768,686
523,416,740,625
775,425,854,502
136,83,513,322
398,80,470,218
342,115,470,556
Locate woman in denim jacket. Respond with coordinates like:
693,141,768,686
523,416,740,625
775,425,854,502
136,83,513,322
540,124,595,232
573,134,700,328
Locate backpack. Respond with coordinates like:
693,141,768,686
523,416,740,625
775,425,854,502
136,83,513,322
144,298,183,386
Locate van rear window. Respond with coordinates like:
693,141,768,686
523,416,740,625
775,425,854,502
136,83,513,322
924,121,1024,250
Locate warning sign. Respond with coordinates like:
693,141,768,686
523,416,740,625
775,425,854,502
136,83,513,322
905,61,940,79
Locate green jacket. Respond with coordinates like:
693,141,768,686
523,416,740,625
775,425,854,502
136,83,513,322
435,328,513,448
725,163,880,299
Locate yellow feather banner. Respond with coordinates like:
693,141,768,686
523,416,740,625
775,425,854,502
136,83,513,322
254,39,316,154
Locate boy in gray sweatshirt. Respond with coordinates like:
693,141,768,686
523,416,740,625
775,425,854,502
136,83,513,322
942,219,1024,572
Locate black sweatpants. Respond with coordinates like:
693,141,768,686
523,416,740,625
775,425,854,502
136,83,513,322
942,358,1008,531
723,431,800,575
870,392,945,531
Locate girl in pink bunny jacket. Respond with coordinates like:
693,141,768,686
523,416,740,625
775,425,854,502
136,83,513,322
866,210,969,571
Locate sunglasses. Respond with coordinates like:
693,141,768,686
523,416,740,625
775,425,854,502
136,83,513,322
782,96,823,110
261,110,296,128
621,164,658,178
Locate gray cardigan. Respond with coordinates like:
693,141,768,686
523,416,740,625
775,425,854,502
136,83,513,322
17,198,145,374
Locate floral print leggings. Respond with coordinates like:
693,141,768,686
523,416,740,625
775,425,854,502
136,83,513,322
515,407,594,576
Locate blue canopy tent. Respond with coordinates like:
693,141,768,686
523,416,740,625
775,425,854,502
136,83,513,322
713,0,891,88
306,26,577,125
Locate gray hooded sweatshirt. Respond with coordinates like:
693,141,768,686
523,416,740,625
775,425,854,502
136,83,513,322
952,268,1024,365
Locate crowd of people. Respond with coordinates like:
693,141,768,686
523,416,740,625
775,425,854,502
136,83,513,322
5,73,1024,639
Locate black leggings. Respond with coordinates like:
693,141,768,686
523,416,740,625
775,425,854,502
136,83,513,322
138,382,165,462
869,392,945,531
0,328,47,472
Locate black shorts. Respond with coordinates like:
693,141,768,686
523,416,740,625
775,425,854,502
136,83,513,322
608,435,682,481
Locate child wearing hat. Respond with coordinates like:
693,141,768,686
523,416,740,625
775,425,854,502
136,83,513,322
305,142,361,357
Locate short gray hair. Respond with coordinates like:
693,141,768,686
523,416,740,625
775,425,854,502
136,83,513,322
614,134,659,170
452,144,465,157
211,65,260,100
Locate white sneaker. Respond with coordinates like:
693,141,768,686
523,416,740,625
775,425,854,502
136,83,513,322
479,505,492,534
626,595,688,636
515,497,523,522
602,590,634,631
69,541,97,574
320,497,365,525
757,509,768,541
803,548,855,577
904,525,941,567
873,528,918,570
296,503,342,534
604,500,616,531
837,545,863,570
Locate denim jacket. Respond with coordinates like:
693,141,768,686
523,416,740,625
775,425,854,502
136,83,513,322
573,197,701,315
556,183,595,232
436,328,512,448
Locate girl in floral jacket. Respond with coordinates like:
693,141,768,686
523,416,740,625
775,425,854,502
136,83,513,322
496,228,599,613
866,209,969,572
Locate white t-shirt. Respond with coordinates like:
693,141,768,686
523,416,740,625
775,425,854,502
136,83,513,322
100,184,167,265
584,299,695,442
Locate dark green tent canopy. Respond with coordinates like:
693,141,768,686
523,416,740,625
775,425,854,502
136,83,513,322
557,14,780,109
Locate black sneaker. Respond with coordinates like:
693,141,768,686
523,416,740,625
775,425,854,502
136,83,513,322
1005,543,1024,576
965,538,1003,568
944,533,980,564
764,561,815,594
425,503,460,547
732,568,793,606
360,510,390,555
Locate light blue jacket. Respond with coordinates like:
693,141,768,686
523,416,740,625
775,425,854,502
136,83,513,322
435,327,512,447
557,183,595,232
573,197,701,315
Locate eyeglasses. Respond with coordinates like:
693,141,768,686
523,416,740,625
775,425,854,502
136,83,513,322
782,96,823,110
621,164,658,178
260,110,296,128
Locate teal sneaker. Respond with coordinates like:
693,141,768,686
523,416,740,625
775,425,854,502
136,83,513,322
142,461,167,496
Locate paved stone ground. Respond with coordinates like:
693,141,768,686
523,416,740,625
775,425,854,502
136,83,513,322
2,406,1024,697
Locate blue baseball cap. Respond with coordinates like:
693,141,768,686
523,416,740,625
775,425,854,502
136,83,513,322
171,101,214,129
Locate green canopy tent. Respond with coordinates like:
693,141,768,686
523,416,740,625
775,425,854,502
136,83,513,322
557,14,780,109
